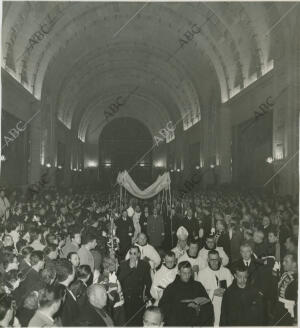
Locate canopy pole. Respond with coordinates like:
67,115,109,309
119,185,122,214
168,181,172,211
160,189,164,214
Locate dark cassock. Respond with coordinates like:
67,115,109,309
115,216,134,259
159,275,214,326
117,258,152,326
272,271,297,326
220,280,264,326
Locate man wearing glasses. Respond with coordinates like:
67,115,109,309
118,246,152,326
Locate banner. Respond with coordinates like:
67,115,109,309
117,170,171,199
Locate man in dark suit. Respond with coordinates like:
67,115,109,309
226,220,243,264
220,266,264,326
77,284,114,326
180,209,200,242
230,242,263,290
116,210,134,259
14,250,45,307
54,258,77,326
117,245,152,326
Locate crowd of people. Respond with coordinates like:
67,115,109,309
0,184,298,327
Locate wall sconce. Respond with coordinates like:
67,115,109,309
177,168,181,172
266,157,274,164
0,155,6,162
195,165,200,170
87,160,98,168
274,144,284,160
154,161,164,168
46,163,51,168
139,163,145,167
104,163,112,167
210,164,215,169
57,165,62,169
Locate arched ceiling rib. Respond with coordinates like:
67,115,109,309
2,2,290,141
82,95,171,144
53,43,203,132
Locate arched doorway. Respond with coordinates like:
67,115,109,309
99,117,153,190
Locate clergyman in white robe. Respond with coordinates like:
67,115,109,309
150,264,177,305
197,265,233,326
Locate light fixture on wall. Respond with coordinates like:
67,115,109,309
210,164,215,169
87,160,98,168
46,163,51,168
170,169,174,173
139,163,145,167
57,165,62,169
0,155,6,162
104,162,112,167
177,168,181,172
195,165,200,170
266,157,274,164
274,144,284,160
154,161,164,168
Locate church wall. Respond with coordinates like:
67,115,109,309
228,72,275,190
0,110,29,187
1,69,38,188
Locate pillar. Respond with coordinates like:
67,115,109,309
219,104,232,184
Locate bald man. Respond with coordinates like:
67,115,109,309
143,306,164,327
77,284,114,326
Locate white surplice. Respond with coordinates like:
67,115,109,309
177,252,206,280
150,265,178,305
197,266,233,326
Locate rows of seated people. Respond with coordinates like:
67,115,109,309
0,186,298,327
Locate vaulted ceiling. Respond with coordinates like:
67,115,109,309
2,2,290,144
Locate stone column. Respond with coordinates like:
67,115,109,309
271,12,299,196
218,104,232,184
28,101,42,184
